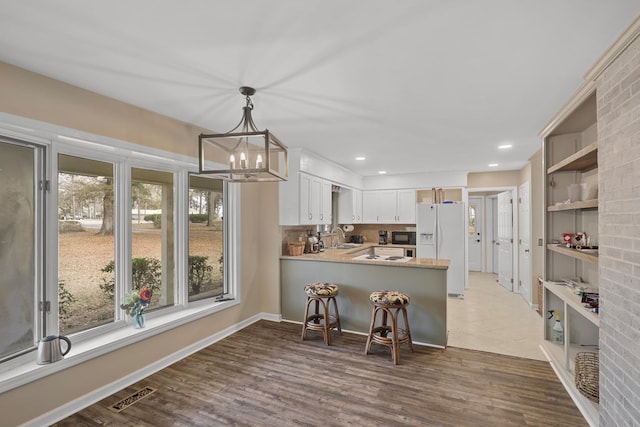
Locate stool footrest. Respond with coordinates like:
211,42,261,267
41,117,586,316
305,315,339,330
365,301,414,364
301,293,342,346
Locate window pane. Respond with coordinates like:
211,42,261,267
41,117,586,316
131,168,175,310
188,175,224,302
58,154,115,335
0,140,37,361
468,204,477,236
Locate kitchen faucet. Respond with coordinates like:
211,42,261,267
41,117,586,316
330,227,345,247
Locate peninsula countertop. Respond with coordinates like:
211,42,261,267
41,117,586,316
280,242,450,270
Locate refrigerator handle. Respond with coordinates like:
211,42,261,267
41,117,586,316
433,209,438,254
438,215,443,255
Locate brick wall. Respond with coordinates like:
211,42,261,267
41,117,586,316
596,34,640,425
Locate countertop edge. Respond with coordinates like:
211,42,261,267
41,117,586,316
280,243,449,270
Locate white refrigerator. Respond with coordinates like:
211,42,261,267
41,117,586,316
416,203,467,296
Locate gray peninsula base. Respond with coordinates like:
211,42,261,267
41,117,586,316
280,259,448,347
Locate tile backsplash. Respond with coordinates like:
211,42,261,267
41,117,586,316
281,223,415,254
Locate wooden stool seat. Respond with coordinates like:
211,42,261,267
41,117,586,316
301,282,342,345
365,290,414,364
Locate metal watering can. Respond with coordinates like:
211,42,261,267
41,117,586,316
37,335,71,364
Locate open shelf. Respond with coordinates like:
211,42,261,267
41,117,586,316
547,199,598,211
547,244,599,264
547,142,598,174
543,281,599,327
540,341,599,426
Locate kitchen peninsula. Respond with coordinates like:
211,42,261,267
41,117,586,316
280,243,449,347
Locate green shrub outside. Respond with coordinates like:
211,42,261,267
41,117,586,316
189,214,208,223
100,255,217,300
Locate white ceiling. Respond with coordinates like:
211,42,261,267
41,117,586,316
1,1,639,177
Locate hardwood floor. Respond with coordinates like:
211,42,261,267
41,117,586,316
53,320,587,426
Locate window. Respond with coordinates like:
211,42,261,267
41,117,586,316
0,138,42,362
131,168,175,311
468,203,477,236
58,154,115,335
0,118,236,370
188,175,224,302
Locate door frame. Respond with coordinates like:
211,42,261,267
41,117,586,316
467,186,518,290
518,181,533,307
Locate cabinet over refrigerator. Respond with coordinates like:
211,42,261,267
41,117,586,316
416,203,467,296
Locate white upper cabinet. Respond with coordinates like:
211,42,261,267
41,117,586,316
279,148,360,226
362,191,380,223
362,190,416,224
321,180,332,224
397,189,417,223
299,172,331,225
338,188,363,223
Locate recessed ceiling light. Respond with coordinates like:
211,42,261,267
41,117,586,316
498,144,512,149
488,163,499,167
355,156,366,161
378,170,387,174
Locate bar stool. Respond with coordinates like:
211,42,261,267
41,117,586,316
365,290,414,364
301,282,341,345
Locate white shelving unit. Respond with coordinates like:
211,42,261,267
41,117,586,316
541,85,600,426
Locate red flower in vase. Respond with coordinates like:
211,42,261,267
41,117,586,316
139,287,153,303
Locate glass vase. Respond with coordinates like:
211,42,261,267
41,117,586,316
132,312,145,329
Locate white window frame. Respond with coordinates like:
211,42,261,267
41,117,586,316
0,113,241,393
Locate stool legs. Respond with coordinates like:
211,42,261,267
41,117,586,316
301,295,341,345
365,304,413,364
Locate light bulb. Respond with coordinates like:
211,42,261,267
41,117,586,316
256,153,263,169
229,154,236,169
240,152,247,168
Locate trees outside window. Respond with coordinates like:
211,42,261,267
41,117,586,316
188,175,224,302
1,125,232,365
58,154,115,335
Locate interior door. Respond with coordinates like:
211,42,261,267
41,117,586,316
491,197,499,273
497,191,513,291
467,196,483,271
519,182,532,304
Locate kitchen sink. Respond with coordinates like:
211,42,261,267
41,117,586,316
352,254,412,263
332,243,362,249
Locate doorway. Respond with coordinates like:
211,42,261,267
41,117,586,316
468,197,483,271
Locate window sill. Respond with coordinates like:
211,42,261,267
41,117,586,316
0,298,239,394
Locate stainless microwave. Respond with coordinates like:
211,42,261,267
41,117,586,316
391,231,416,245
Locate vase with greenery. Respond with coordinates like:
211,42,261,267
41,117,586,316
121,287,152,329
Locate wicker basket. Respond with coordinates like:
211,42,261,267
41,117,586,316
575,352,599,403
288,242,305,256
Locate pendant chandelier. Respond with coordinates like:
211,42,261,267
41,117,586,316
198,86,288,182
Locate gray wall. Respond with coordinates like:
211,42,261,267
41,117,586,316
597,34,640,425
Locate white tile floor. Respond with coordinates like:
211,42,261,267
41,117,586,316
447,271,546,360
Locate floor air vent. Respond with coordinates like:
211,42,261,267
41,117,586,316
109,387,156,412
